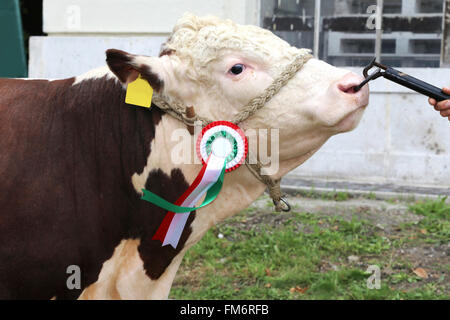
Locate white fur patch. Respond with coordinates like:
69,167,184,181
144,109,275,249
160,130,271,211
131,114,195,194
79,239,185,300
73,66,117,86
12,78,55,81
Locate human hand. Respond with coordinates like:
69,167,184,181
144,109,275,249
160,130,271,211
428,87,450,121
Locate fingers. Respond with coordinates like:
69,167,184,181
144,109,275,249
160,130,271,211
440,108,450,117
435,100,450,111
428,88,450,119
442,87,450,94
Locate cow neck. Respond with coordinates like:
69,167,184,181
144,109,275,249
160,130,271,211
152,52,313,212
70,76,162,201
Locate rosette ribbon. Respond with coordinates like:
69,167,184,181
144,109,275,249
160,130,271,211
141,121,248,249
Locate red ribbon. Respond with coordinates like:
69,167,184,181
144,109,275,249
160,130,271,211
152,157,210,243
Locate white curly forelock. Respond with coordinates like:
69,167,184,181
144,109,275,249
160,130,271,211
161,13,301,72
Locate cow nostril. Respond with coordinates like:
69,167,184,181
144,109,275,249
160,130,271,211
338,83,358,95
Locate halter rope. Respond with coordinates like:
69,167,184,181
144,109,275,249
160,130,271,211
152,52,313,211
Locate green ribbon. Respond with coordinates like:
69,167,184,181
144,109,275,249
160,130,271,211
141,164,226,213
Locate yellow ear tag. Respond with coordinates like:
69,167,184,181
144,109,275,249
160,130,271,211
125,75,153,108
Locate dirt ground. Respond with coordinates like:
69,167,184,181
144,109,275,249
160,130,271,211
172,192,449,299
247,195,450,294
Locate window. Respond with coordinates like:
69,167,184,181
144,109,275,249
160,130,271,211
416,0,443,13
261,0,316,52
262,0,445,67
383,0,402,13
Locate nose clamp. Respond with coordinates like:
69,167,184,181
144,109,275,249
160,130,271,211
353,58,387,92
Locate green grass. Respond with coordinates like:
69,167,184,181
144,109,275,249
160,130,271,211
297,188,351,201
401,196,450,244
170,197,450,300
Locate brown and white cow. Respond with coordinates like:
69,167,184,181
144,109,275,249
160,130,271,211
0,14,368,299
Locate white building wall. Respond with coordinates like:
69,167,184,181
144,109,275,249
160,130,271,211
29,36,167,79
42,0,261,36
291,71,450,190
30,0,450,193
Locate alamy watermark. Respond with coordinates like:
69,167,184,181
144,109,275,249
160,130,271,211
66,5,81,30
366,5,383,31
366,265,381,290
66,265,81,290
170,121,280,176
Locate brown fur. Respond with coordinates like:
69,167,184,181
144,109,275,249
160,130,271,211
0,77,193,299
106,49,164,91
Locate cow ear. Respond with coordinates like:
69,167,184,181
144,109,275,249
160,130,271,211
106,49,164,92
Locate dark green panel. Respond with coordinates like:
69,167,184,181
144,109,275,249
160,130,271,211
0,0,27,77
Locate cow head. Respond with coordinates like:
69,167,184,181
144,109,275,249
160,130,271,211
106,13,369,177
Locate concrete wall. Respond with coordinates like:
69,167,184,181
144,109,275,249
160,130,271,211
29,0,450,193
42,0,261,36
291,70,450,191
29,36,167,79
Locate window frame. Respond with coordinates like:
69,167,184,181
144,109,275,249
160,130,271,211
263,0,447,68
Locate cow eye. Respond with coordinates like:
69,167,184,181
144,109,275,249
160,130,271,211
229,64,245,75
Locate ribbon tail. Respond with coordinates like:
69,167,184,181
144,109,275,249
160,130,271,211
162,155,226,248
162,213,190,248
152,212,175,242
145,158,209,245
162,174,225,248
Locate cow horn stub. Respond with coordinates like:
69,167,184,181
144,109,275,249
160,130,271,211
186,106,196,135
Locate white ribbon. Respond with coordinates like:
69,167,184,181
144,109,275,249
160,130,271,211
162,153,226,248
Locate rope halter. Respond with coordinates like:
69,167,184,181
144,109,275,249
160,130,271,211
152,52,313,212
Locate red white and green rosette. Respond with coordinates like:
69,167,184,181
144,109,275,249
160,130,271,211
197,121,248,172
141,121,248,248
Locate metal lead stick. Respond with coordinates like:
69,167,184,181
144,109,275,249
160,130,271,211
353,58,450,101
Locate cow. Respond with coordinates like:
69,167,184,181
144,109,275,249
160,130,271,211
0,14,369,299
